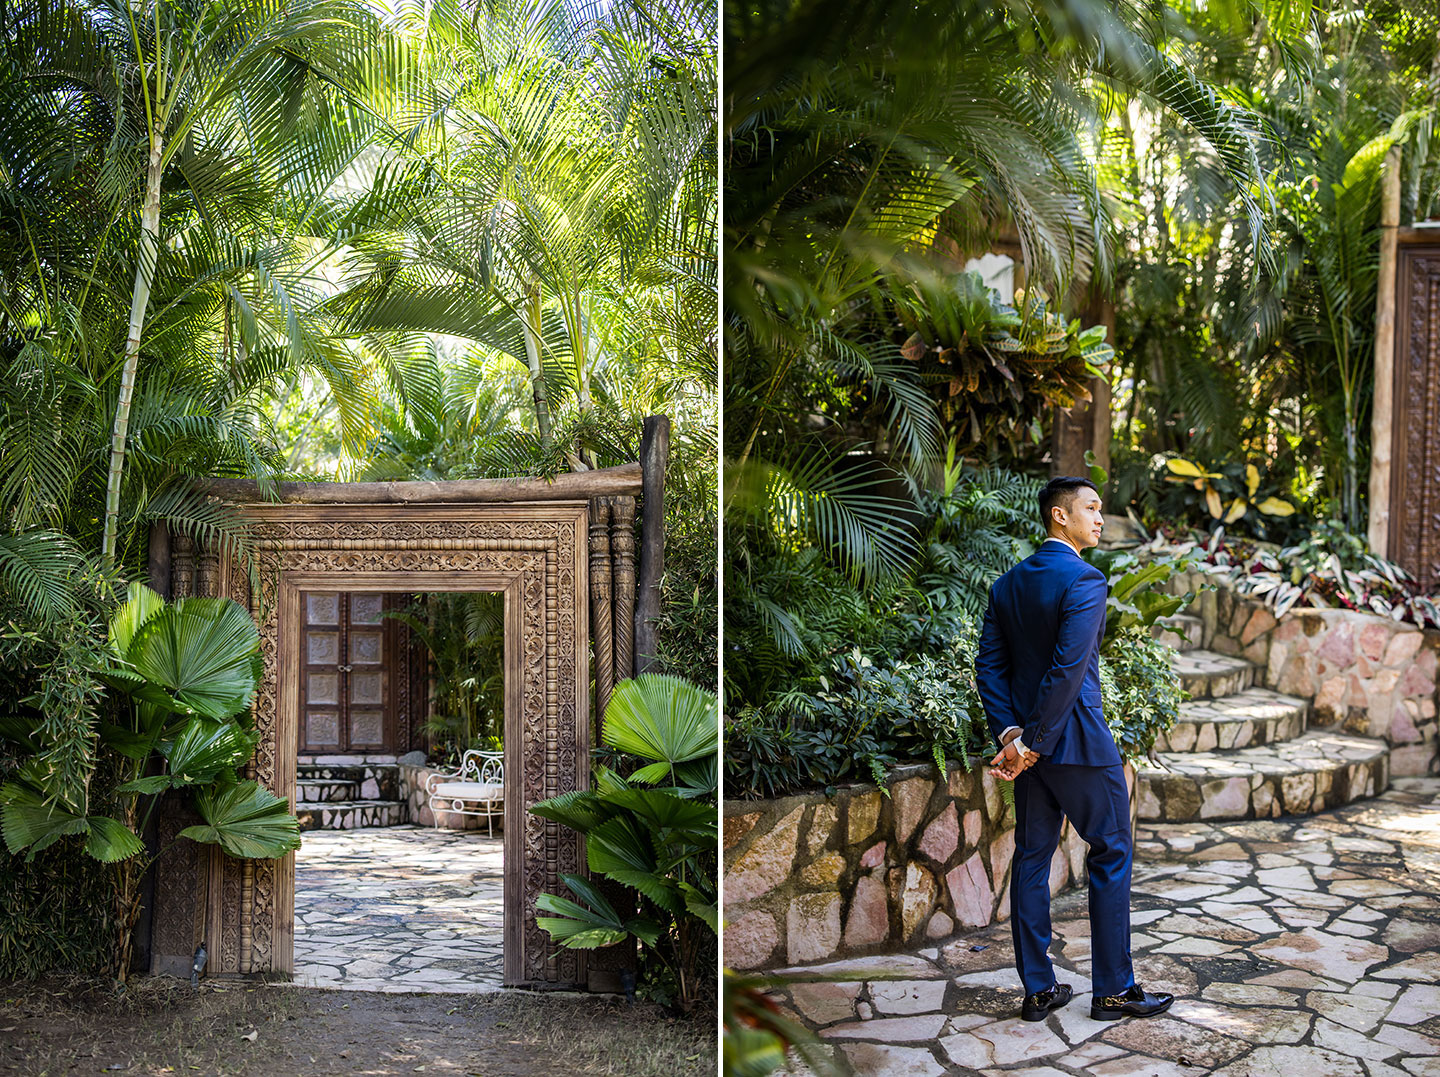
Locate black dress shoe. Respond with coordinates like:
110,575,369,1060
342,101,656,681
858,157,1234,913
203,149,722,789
1021,982,1073,1022
1090,983,1175,1021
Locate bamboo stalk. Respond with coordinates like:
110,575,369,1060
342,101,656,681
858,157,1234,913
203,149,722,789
102,131,165,568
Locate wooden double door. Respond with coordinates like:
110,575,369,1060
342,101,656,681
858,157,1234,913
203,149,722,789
299,591,399,754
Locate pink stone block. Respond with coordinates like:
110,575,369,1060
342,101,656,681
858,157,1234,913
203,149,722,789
1313,675,1348,720
963,808,982,849
1274,620,1301,643
1418,648,1438,678
1359,622,1390,662
1391,701,1421,744
859,841,887,869
1276,653,1318,697
947,852,992,929
926,910,955,940
844,874,890,948
1316,620,1356,668
900,864,937,940
725,910,779,969
726,805,803,902
989,828,1015,887
787,892,842,964
1267,641,1292,686
1241,607,1277,646
918,804,959,864
892,778,931,845
1384,632,1423,667
1398,663,1434,699
1366,693,1395,735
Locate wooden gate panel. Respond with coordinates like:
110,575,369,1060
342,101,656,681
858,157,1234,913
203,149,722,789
1391,243,1440,590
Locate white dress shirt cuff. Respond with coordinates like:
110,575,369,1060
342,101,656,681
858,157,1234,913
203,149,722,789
1001,726,1029,756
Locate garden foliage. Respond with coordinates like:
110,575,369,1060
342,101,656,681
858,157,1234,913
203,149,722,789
531,674,717,1011
725,465,1189,800
1143,522,1440,629
0,585,299,978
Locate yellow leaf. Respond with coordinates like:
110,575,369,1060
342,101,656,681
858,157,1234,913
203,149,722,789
1166,458,1206,478
1224,498,1248,524
1256,496,1296,516
1167,458,1223,480
1246,464,1260,497
1205,486,1224,519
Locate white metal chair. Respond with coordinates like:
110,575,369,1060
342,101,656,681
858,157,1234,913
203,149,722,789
425,749,504,836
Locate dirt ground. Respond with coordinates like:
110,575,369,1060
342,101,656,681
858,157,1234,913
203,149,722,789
0,977,717,1077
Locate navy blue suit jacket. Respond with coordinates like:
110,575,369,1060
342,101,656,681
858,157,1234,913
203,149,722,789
975,540,1122,766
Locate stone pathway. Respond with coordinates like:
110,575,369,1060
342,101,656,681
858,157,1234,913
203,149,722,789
774,778,1440,1075
293,825,505,993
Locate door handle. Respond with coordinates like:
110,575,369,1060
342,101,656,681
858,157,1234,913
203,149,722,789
338,665,352,672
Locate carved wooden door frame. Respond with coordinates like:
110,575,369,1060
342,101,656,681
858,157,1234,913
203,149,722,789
152,501,590,988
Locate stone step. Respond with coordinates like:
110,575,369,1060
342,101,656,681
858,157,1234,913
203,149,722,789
1137,730,1389,823
1152,613,1203,653
1153,688,1308,753
297,778,361,804
297,764,367,783
296,764,398,800
1173,649,1257,699
296,800,406,831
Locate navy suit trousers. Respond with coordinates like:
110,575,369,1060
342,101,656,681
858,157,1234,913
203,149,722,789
1011,760,1134,997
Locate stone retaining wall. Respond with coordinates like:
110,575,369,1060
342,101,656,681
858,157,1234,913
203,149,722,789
722,761,1136,971
1172,569,1440,775
398,760,503,831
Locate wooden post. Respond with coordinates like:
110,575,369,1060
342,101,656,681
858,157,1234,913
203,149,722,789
1370,146,1403,556
610,497,637,686
172,533,195,599
634,416,670,675
589,498,615,733
147,523,171,599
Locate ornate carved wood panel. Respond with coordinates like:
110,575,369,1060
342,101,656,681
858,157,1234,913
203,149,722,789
152,503,590,988
1391,242,1440,590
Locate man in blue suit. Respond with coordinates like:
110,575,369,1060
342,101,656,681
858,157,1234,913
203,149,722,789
975,476,1173,1023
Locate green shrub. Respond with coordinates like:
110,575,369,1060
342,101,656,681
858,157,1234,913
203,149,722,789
533,675,717,1012
1100,628,1187,762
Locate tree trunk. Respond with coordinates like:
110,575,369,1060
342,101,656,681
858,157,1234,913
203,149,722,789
634,415,670,675
521,281,553,449
103,133,165,569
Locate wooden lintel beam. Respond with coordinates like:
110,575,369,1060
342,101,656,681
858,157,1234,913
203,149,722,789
199,463,643,504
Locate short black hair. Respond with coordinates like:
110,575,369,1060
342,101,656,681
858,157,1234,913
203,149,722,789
1039,476,1100,527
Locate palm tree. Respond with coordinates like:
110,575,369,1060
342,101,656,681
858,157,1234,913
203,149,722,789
0,0,405,587
1,0,390,568
324,0,716,467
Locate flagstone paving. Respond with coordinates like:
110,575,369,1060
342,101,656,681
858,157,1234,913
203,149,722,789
775,777,1440,1075
293,825,505,993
